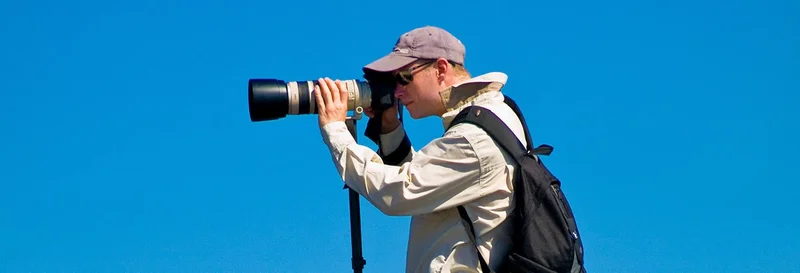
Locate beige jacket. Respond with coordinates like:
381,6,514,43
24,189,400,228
320,72,527,273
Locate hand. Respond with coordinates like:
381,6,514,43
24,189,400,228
314,77,349,128
365,105,401,134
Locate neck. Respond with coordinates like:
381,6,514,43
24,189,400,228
436,72,508,118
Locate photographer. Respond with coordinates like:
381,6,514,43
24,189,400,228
315,26,527,273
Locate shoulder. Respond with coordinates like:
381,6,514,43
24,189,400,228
418,126,480,162
448,121,509,161
446,118,515,177
446,99,527,167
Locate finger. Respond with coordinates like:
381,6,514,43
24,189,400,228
336,79,346,106
335,80,348,105
325,78,339,105
364,107,375,118
319,78,333,107
334,79,346,106
314,83,326,111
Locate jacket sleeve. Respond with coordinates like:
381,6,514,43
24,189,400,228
320,121,485,216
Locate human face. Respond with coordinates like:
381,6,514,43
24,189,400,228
392,60,443,119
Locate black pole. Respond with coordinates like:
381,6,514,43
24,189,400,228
343,103,402,273
345,118,366,273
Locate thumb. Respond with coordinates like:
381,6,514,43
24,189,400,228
364,107,377,118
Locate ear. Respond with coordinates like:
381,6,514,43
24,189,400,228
435,58,449,81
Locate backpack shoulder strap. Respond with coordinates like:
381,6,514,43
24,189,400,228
450,106,519,273
450,96,554,272
499,95,534,151
449,101,554,159
499,95,555,156
449,105,528,160
457,206,492,273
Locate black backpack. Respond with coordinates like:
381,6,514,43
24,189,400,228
448,95,586,273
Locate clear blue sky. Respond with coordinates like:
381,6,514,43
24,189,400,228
1,0,797,272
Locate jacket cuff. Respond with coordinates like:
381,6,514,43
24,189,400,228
378,124,411,165
379,122,406,154
380,134,411,165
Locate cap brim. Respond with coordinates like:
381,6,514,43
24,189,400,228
363,54,418,73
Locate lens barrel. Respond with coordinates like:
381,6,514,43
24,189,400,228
248,78,374,122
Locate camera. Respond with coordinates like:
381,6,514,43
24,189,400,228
248,73,397,122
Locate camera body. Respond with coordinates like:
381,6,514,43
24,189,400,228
248,73,396,122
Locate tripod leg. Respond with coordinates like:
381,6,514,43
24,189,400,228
349,188,366,273
345,119,366,273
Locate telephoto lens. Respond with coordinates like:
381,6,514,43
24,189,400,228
248,79,373,122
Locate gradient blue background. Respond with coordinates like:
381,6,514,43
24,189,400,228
1,0,797,272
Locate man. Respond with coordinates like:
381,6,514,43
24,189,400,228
313,26,528,273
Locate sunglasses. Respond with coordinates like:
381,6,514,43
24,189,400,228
394,60,436,86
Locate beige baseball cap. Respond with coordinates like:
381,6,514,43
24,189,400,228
363,26,466,74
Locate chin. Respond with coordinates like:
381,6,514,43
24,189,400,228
405,104,433,119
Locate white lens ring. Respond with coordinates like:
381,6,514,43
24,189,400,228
307,81,316,113
287,81,299,114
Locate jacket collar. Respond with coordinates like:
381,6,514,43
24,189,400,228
438,72,508,129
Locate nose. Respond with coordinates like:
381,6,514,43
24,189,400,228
394,83,405,99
